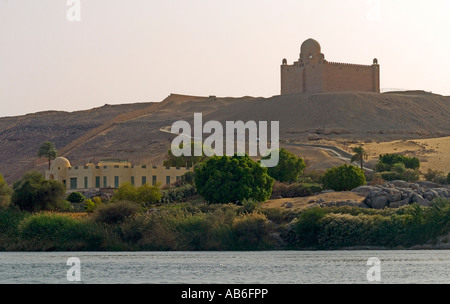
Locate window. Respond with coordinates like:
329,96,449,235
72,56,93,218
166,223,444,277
142,176,147,185
166,176,171,185
70,178,77,190
95,176,100,188
114,176,119,188
84,176,88,189
152,175,157,185
103,176,107,188
176,176,180,181
131,176,135,186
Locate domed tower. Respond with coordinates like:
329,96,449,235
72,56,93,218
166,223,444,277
50,157,71,171
300,38,324,61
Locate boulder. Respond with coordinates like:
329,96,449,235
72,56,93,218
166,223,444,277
412,194,429,206
371,194,389,209
390,180,410,189
389,198,410,208
352,186,377,196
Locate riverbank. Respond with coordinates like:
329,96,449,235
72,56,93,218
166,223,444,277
1,197,448,251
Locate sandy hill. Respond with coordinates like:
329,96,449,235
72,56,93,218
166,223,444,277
1,91,449,183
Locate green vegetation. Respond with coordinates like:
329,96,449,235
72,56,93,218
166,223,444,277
163,142,207,167
424,169,447,184
38,141,58,170
283,198,450,249
271,181,323,198
0,173,12,210
11,171,70,212
448,172,450,184
112,182,162,207
350,146,368,170
374,153,421,182
194,154,274,204
262,148,306,183
67,192,85,203
322,164,366,191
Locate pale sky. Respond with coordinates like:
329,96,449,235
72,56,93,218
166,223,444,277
1,0,450,117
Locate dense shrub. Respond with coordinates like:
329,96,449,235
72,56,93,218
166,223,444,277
11,171,70,212
322,164,366,191
160,184,197,203
262,148,306,183
0,173,12,210
92,201,140,224
448,172,450,184
424,169,447,184
283,199,450,249
17,212,124,251
231,212,273,250
112,182,162,207
84,197,103,213
271,182,322,198
194,154,274,204
375,153,420,171
67,192,85,203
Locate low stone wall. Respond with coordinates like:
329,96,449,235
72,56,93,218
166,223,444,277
352,180,450,209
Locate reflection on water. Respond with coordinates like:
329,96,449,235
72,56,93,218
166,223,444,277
0,250,449,284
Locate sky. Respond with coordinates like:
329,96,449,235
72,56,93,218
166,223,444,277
1,0,450,117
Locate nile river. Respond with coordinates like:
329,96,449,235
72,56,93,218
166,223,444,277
0,250,449,284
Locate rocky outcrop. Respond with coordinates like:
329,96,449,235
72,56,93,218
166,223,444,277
352,180,450,209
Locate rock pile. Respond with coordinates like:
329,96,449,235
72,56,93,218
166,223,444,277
352,180,450,209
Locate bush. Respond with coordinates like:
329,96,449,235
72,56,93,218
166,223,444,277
448,172,450,184
0,173,12,210
271,182,322,198
322,164,366,191
293,207,326,247
194,154,274,204
67,192,85,203
160,184,197,203
232,212,273,250
92,201,140,224
84,197,103,213
17,212,124,251
424,169,447,184
375,154,420,171
262,148,306,183
112,182,162,207
11,171,70,212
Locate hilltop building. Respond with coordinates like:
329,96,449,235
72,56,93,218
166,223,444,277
45,157,191,191
281,38,380,94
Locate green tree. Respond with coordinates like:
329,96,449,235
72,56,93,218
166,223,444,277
194,154,274,204
262,148,306,183
38,142,58,170
447,172,450,184
0,173,12,209
322,164,366,191
350,146,368,171
11,171,69,212
112,182,161,207
163,141,208,167
375,153,420,172
67,192,85,203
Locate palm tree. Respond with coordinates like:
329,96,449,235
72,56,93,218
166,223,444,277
351,146,368,171
38,141,58,170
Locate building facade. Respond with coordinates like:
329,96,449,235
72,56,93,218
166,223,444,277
45,157,192,191
281,38,380,95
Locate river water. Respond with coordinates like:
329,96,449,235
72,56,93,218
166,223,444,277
0,250,449,284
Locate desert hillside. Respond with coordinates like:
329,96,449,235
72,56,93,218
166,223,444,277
1,91,449,183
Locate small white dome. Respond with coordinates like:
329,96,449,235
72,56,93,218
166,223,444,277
50,157,71,170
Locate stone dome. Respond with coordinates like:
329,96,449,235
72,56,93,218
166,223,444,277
50,157,71,170
300,38,323,60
